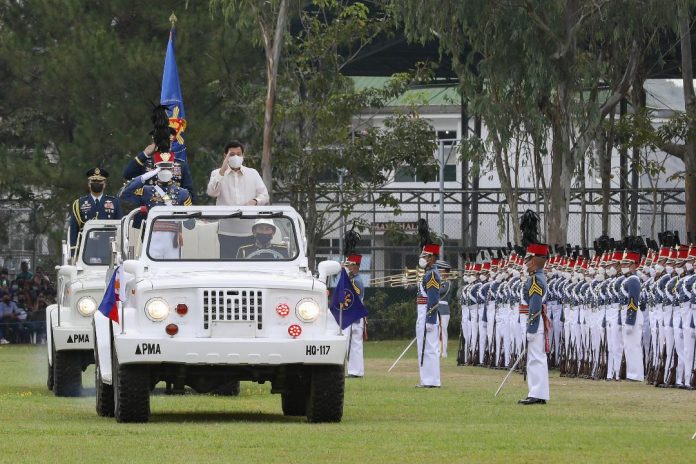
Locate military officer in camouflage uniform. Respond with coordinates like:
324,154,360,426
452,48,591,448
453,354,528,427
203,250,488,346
69,168,123,253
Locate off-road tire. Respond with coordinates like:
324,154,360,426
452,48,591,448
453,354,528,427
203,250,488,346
212,380,241,396
53,340,82,397
94,329,114,417
306,365,344,423
113,346,150,423
281,385,308,416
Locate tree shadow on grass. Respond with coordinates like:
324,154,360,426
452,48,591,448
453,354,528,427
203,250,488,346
149,411,306,423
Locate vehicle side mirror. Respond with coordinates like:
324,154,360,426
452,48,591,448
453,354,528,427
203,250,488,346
318,260,342,283
123,260,144,279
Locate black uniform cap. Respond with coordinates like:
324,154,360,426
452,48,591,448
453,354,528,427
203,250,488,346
86,167,109,181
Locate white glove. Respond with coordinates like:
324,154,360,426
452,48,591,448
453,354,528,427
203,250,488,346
624,326,634,336
426,324,436,333
140,167,161,182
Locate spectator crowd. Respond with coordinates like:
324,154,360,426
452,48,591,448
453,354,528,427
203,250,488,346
0,261,56,344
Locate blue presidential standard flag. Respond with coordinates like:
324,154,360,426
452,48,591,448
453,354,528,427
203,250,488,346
330,269,368,330
160,22,188,162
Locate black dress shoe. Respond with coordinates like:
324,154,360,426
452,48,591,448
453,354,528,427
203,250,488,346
518,397,546,405
415,384,440,388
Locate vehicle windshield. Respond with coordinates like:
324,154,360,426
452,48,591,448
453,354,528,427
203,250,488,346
146,215,299,261
82,229,117,266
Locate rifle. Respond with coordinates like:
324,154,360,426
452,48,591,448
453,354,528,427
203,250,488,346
456,328,466,366
654,339,667,387
666,347,678,386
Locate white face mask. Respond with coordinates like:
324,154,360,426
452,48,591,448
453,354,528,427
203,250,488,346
595,274,604,282
584,276,592,283
640,272,650,282
621,267,630,275
665,265,674,275
511,269,521,279
157,169,173,183
500,272,509,280
228,155,244,169
675,267,684,276
467,276,476,284
418,257,428,269
562,272,571,280
495,274,504,283
648,267,656,278
520,274,528,284
479,274,487,282
654,264,664,274
607,267,617,277
686,263,694,272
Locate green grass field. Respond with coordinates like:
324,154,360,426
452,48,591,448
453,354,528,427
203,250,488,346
0,341,694,463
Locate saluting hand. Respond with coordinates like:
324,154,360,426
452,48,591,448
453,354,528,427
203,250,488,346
220,152,231,175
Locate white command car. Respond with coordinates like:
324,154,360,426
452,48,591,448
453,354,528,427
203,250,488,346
47,220,120,396
93,205,345,423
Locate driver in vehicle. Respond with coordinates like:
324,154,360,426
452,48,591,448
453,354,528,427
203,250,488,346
236,219,289,259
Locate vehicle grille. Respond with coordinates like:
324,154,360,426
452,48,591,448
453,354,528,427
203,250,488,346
202,289,263,330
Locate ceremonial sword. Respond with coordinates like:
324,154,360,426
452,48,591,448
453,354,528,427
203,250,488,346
494,347,527,397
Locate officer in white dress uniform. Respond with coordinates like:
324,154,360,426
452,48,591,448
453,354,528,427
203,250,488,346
620,250,644,381
416,243,442,388
519,242,550,405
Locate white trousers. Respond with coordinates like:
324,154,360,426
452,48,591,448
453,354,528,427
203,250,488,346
461,305,470,362
494,307,507,367
551,302,563,364
526,321,550,400
649,308,660,368
346,319,364,377
673,308,685,385
416,305,440,387
486,303,496,361
622,310,644,381
440,314,450,358
150,231,179,259
590,310,602,377
477,305,486,364
606,306,622,380
469,305,479,362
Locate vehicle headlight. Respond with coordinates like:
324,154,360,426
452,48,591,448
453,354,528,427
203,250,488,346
145,298,170,322
76,296,97,317
296,299,320,322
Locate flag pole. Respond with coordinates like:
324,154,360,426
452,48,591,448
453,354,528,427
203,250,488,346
169,12,177,28
338,269,344,336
